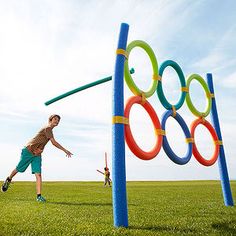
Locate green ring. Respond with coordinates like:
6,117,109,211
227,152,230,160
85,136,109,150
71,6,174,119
157,60,186,110
186,74,212,117
124,40,158,98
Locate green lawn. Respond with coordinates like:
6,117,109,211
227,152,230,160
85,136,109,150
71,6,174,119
0,181,235,235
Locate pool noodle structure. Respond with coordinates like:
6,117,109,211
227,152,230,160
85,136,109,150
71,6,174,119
45,23,234,228
105,152,108,168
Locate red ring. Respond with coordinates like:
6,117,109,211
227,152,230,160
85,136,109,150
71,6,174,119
190,118,219,166
124,96,163,160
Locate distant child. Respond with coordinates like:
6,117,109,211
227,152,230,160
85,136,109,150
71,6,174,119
1,114,73,202
104,167,111,187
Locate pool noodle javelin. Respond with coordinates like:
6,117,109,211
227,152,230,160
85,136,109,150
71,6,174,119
45,76,112,106
45,68,135,106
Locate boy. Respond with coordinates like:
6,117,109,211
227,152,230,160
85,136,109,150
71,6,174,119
104,167,111,187
1,114,73,202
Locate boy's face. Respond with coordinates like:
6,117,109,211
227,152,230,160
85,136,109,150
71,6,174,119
51,116,60,127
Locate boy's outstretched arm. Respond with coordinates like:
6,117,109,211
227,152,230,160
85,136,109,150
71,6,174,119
50,137,73,157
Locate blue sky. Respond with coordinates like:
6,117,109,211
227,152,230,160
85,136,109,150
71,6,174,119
0,0,235,181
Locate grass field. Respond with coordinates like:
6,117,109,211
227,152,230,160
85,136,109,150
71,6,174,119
0,181,235,235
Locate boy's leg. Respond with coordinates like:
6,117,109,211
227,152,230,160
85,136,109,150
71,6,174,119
32,157,45,202
35,173,46,202
31,156,42,195
1,168,18,192
16,147,34,173
35,173,42,195
9,168,18,180
2,148,34,193
104,178,108,186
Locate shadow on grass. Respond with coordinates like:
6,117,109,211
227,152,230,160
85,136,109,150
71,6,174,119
48,201,137,207
15,198,137,207
48,201,112,206
212,220,236,235
14,198,112,206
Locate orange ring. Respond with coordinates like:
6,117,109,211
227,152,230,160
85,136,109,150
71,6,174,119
124,96,163,160
190,118,219,166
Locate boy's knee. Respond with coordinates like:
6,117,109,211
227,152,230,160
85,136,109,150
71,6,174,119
35,173,42,179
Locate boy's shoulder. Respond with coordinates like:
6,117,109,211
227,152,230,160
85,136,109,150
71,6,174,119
37,125,53,135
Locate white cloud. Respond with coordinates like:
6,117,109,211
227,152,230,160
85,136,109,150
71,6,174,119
223,71,236,88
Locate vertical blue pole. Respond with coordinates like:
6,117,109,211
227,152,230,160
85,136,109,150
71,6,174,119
207,73,234,206
112,23,129,227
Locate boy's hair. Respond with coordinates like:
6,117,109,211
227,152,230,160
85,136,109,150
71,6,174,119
48,114,61,122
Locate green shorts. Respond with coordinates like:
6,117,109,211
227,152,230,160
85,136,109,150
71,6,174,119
16,147,42,174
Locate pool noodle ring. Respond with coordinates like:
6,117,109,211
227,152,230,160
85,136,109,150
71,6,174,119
186,74,212,117
161,110,192,165
124,96,163,160
157,60,186,110
190,118,219,166
124,40,158,98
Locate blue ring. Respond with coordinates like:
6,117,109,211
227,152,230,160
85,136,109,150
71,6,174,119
157,60,186,110
161,110,192,165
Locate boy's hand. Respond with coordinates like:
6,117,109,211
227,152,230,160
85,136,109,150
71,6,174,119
65,150,73,158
